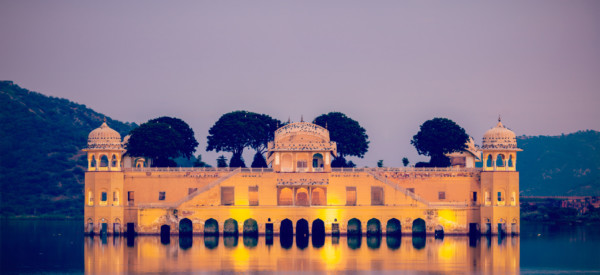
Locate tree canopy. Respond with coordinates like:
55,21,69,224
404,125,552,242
313,112,369,167
207,110,282,168
127,117,198,167
410,117,469,167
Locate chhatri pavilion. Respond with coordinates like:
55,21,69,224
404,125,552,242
83,119,521,237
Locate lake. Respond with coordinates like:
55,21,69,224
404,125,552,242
1,220,599,274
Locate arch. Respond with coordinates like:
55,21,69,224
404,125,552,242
347,218,362,236
311,219,325,248
90,155,96,168
311,187,326,205
312,153,324,168
243,218,258,236
223,218,239,236
281,154,293,172
366,218,382,236
99,189,108,206
386,218,401,236
296,219,309,237
179,218,193,236
508,154,514,167
296,188,309,206
160,225,171,244
204,218,219,235
278,187,293,205
511,191,516,206
111,154,118,168
280,219,293,236
496,154,505,167
87,190,94,206
412,218,426,236
435,225,444,239
113,218,121,235
113,189,120,206
486,154,493,168
100,155,109,167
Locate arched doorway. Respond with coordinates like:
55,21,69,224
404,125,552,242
496,154,505,167
296,188,309,206
312,153,324,170
100,155,109,167
367,218,381,236
204,219,219,235
347,218,362,236
179,218,193,236
311,219,325,248
435,225,444,239
243,218,258,236
386,218,401,236
224,218,238,236
412,218,426,236
311,187,326,205
280,219,293,236
278,187,293,205
296,219,309,237
160,225,170,244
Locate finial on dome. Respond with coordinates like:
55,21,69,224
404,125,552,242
498,115,501,123
103,117,107,123
287,117,291,123
301,115,304,122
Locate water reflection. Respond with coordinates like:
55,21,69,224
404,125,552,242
85,234,521,273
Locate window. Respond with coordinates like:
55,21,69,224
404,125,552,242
472,192,477,202
249,186,259,206
88,191,94,206
346,187,357,206
278,187,293,205
221,187,234,206
128,191,134,206
438,192,446,200
113,191,119,206
485,191,490,205
159,192,166,201
188,188,198,195
497,192,503,202
297,160,307,168
311,187,326,205
371,187,384,205
407,188,415,193
511,192,516,206
101,192,107,201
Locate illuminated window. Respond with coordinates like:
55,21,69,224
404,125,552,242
296,188,309,206
278,187,293,205
249,186,259,206
371,187,384,205
221,187,234,205
438,192,446,200
159,192,166,201
511,192,516,206
311,187,326,206
88,191,94,206
346,187,357,206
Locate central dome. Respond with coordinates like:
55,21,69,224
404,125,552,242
482,120,518,150
87,120,123,149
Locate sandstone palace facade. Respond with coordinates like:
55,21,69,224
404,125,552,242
83,119,521,237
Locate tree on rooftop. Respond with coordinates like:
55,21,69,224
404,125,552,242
147,116,199,159
217,155,228,168
313,112,369,167
410,117,469,167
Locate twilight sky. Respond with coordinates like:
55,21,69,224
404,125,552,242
1,0,599,167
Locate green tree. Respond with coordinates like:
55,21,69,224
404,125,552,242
126,122,181,167
313,112,369,167
410,118,469,167
147,116,199,159
251,152,268,168
217,155,228,168
193,154,212,168
402,157,409,167
377,160,384,168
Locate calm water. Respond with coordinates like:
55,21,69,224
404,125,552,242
1,220,600,274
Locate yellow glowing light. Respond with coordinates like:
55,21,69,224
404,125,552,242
320,242,341,268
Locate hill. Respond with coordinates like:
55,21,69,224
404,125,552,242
0,81,136,218
517,131,600,196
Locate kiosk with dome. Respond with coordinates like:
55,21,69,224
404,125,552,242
83,119,521,237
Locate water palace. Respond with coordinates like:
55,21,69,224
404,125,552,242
83,119,521,237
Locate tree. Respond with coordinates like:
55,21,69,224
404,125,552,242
147,117,199,159
207,111,281,168
402,157,409,167
313,112,369,167
217,155,228,168
377,160,384,168
251,152,268,168
410,118,469,167
193,154,212,168
126,122,182,167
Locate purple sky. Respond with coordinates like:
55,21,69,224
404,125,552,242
2,1,599,167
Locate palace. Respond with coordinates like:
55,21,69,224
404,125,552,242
83,119,521,237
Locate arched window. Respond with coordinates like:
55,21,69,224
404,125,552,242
88,190,94,206
311,187,326,205
511,191,516,206
90,155,96,168
486,154,493,168
100,155,109,167
485,191,490,205
496,154,505,167
296,188,309,206
111,154,118,168
100,191,108,206
508,155,514,167
312,153,324,169
113,190,120,206
278,187,293,205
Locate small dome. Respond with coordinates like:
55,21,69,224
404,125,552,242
87,119,123,150
482,120,518,150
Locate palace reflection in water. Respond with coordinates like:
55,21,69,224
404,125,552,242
84,234,519,273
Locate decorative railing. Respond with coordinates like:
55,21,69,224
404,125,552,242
123,167,273,173
332,167,482,173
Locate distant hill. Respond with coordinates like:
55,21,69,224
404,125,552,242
0,81,136,218
518,131,600,196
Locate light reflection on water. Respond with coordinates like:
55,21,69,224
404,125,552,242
85,234,519,273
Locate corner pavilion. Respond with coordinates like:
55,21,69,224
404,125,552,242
83,119,521,236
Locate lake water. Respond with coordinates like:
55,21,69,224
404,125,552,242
1,220,599,274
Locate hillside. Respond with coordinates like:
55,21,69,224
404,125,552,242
517,131,600,196
0,81,136,218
